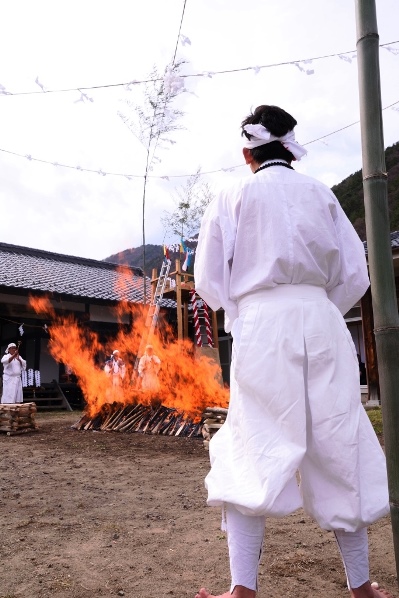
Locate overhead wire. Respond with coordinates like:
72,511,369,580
0,34,398,181
0,99,398,180
172,0,187,64
0,40,398,98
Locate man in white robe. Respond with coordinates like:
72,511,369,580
104,349,126,403
1,343,27,404
194,105,390,598
138,345,161,392
104,350,126,386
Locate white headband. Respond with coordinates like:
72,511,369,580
243,124,307,161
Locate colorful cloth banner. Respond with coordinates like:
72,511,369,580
164,238,198,255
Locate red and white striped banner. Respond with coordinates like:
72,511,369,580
190,289,201,345
202,302,214,347
190,289,213,347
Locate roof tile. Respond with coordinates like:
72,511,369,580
0,243,150,303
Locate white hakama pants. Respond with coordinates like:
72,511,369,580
225,503,370,591
1,375,23,404
206,284,389,531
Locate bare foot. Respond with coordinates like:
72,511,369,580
195,590,231,598
195,587,256,598
350,581,395,598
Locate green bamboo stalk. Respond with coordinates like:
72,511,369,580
355,0,399,582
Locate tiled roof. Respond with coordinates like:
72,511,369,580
363,231,399,255
0,243,150,303
391,231,399,250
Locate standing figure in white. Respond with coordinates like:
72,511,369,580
1,343,27,404
194,104,390,598
104,349,126,387
138,345,161,392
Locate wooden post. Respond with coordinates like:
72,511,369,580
175,259,183,341
360,287,380,402
34,334,41,371
151,268,157,303
211,309,219,349
183,301,189,339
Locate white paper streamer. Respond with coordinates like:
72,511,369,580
27,368,34,386
0,83,10,95
35,76,47,92
384,46,399,55
180,34,191,46
34,370,41,387
339,55,353,63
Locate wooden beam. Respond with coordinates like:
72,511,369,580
175,259,183,340
211,309,219,349
183,301,189,339
360,287,380,402
151,268,157,303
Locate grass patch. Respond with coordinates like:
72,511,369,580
366,407,383,436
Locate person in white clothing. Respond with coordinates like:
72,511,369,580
138,345,161,392
104,350,126,386
1,343,27,404
104,349,126,403
194,106,391,598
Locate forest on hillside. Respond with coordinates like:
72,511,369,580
104,244,164,273
332,141,399,241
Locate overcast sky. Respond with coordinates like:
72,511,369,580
0,0,398,261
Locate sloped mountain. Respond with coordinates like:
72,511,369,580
104,244,164,274
332,141,399,241
104,142,399,268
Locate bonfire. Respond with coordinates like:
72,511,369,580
29,296,229,437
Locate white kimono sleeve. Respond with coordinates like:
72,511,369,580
327,199,370,316
194,202,238,333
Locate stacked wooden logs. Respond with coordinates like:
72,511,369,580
72,403,202,437
0,402,38,435
202,407,228,449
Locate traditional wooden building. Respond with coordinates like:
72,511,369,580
355,231,399,403
0,242,150,406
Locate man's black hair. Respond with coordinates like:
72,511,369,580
241,105,298,163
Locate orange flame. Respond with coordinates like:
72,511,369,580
28,295,229,419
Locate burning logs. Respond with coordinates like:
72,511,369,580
72,402,203,438
0,402,38,435
201,407,228,449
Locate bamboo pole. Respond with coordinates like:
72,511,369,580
355,0,399,580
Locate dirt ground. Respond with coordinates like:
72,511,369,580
0,411,397,598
